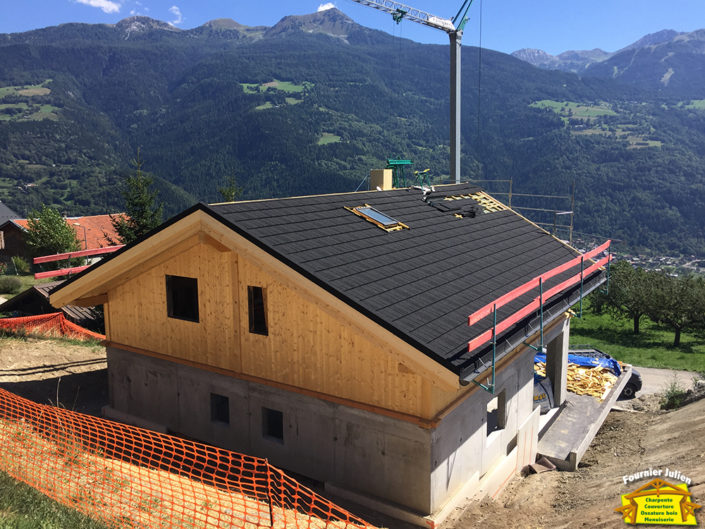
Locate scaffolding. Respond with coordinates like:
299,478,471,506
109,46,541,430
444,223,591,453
469,178,576,244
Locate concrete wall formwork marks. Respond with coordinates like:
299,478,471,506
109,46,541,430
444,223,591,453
430,346,534,512
106,341,545,515
106,347,433,511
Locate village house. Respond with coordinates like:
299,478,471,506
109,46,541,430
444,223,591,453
0,214,121,264
50,182,607,520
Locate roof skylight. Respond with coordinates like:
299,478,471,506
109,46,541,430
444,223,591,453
346,204,409,232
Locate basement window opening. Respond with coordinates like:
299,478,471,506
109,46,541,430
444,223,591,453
248,286,268,335
210,393,230,424
166,275,199,323
262,407,284,443
346,204,409,232
486,390,506,436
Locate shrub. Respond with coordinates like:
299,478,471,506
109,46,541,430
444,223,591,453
0,276,21,294
660,378,689,410
10,256,29,275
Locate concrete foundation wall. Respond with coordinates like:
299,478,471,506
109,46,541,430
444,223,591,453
107,347,432,512
107,343,541,515
429,346,535,513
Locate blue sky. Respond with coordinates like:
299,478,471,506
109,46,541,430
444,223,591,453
2,0,705,55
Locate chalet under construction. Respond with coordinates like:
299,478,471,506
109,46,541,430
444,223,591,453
50,182,609,519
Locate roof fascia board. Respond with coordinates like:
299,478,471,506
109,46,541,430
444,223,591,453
199,212,460,391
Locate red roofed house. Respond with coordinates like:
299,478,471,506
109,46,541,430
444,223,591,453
0,214,123,264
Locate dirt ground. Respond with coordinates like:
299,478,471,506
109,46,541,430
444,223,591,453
0,336,107,415
445,391,705,529
1,336,703,529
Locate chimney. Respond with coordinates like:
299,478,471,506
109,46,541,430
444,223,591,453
370,169,393,191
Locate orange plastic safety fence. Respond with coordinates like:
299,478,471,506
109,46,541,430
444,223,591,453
0,388,377,529
0,313,105,341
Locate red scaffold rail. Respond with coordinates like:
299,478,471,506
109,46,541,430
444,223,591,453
32,245,124,279
467,241,612,353
33,245,124,264
34,265,90,279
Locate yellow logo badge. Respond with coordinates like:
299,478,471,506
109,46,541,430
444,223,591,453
615,478,701,525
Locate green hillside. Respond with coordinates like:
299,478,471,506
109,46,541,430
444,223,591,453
1,10,705,255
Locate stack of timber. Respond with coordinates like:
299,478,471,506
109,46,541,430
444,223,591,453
535,362,618,401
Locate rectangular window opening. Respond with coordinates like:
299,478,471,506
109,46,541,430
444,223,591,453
486,390,506,436
262,407,283,443
210,393,230,424
248,286,268,335
166,275,199,322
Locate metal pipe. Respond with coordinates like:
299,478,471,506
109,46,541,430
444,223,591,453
450,31,462,184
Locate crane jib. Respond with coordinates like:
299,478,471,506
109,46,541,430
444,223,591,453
349,0,456,32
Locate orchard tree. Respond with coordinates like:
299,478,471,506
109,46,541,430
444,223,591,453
646,273,705,347
111,148,163,244
604,261,652,334
25,205,80,258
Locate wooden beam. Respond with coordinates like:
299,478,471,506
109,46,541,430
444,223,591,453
71,294,108,307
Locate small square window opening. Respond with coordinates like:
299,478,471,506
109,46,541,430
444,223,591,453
262,407,283,442
210,393,229,424
166,275,199,322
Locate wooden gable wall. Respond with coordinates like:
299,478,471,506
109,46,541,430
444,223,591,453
103,225,460,421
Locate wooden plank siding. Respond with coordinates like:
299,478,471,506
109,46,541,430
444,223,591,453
104,234,449,419
108,240,240,372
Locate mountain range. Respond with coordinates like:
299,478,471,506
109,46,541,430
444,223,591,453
2,9,705,256
511,28,705,93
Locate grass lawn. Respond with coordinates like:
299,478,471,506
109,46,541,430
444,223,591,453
530,99,617,119
317,132,341,145
0,274,54,304
0,470,107,528
684,99,705,110
570,306,705,372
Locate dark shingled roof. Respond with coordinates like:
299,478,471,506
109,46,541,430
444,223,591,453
0,202,18,226
206,183,606,379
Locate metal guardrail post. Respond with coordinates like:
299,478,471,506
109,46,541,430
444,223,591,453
579,256,584,318
606,248,612,295
472,303,496,394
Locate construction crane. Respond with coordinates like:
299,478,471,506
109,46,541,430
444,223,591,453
349,0,474,184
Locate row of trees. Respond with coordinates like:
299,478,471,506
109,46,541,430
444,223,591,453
594,261,705,346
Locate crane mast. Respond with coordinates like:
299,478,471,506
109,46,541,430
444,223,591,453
349,0,474,184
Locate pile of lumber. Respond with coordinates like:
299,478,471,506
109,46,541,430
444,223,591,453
535,362,618,401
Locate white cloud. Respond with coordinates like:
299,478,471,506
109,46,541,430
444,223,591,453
168,5,183,25
130,1,148,16
317,2,335,12
75,0,121,14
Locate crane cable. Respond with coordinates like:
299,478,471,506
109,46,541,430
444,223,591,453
476,0,484,158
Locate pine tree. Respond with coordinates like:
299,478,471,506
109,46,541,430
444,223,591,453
217,174,243,202
111,149,163,245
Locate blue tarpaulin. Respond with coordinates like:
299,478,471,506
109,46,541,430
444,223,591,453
534,352,621,377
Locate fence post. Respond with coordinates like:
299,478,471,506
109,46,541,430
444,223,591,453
265,459,275,527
